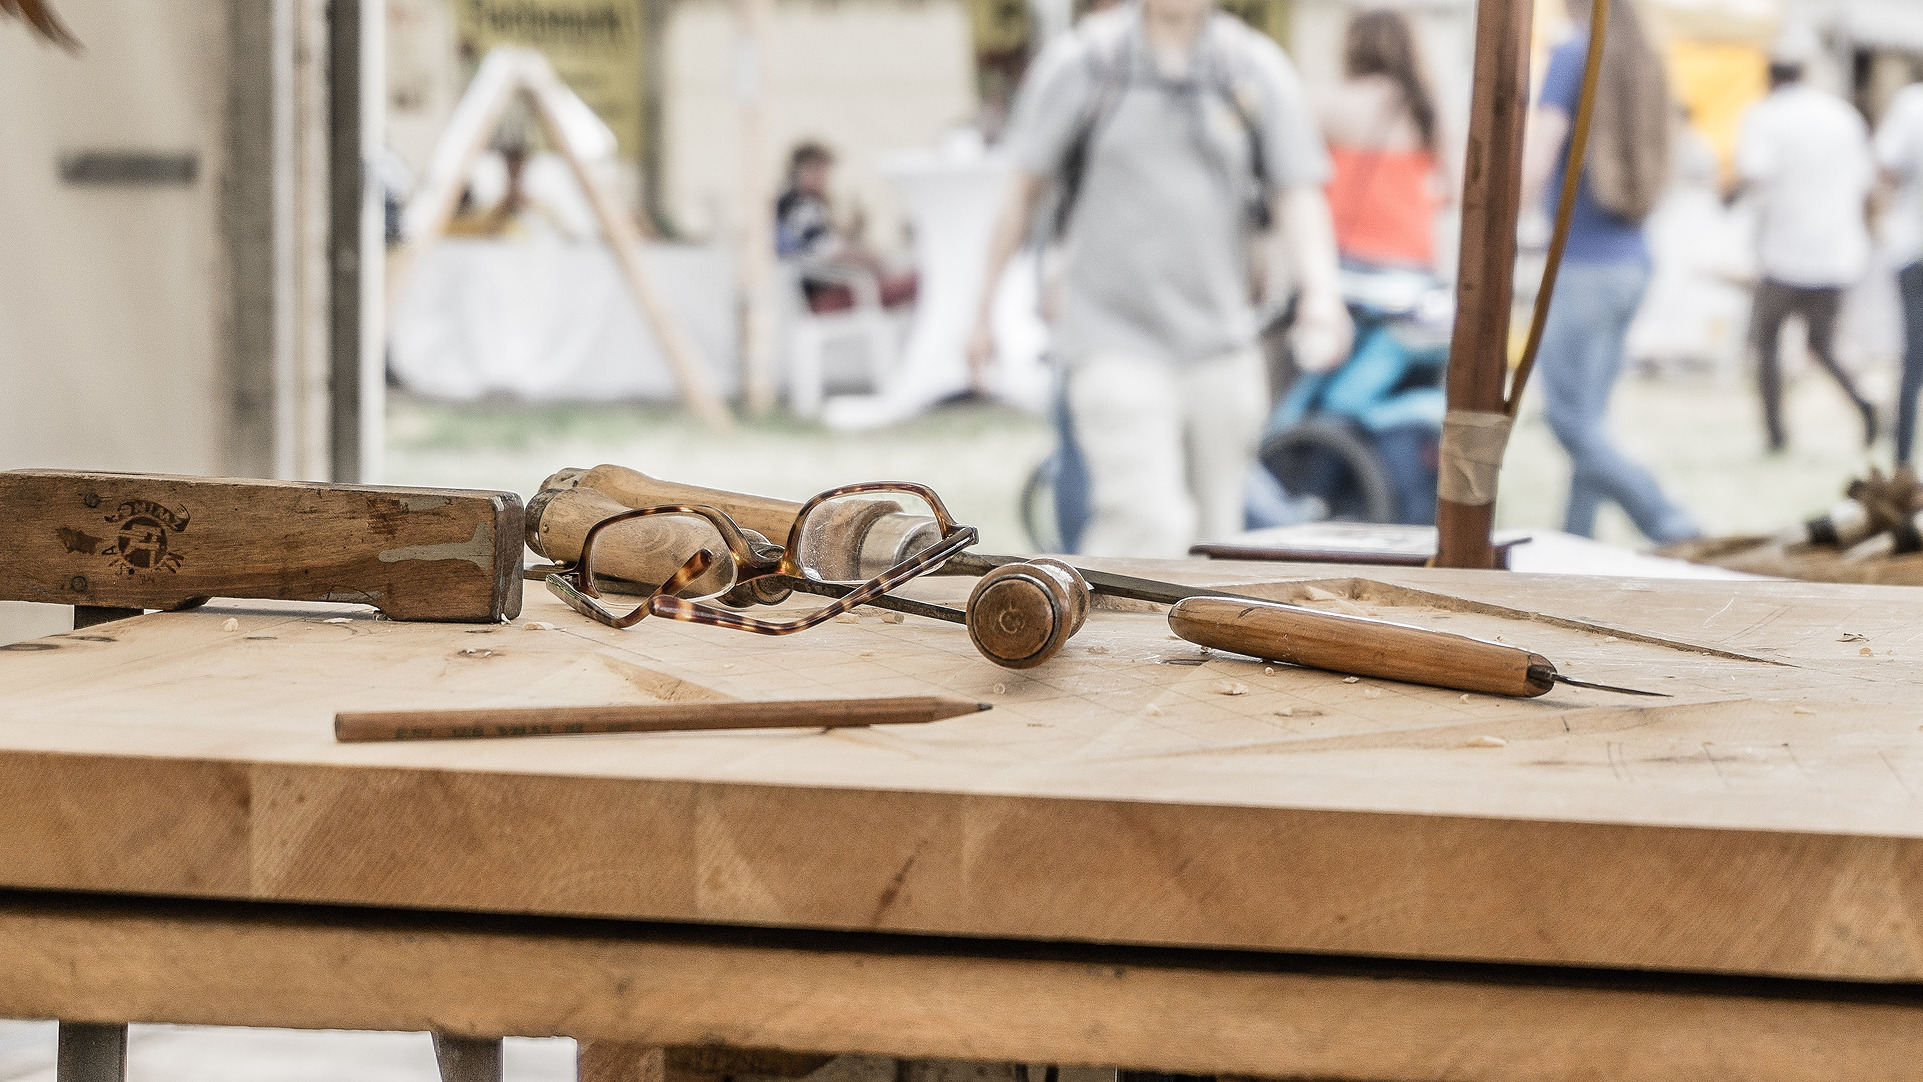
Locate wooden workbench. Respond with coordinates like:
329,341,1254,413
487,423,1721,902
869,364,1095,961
4,560,1923,1080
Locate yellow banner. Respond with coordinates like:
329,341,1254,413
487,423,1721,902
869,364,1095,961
457,0,645,156
1666,38,1768,185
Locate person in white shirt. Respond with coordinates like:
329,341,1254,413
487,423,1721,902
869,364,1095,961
1876,78,1923,467
1734,58,1877,452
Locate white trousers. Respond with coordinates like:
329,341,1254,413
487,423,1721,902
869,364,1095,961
1065,348,1268,559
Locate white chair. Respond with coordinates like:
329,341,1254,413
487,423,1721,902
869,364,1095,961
781,261,902,419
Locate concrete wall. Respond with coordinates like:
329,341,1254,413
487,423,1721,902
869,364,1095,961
0,2,240,644
0,3,233,477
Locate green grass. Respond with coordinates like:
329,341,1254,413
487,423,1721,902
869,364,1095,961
386,364,1891,557
384,395,1055,555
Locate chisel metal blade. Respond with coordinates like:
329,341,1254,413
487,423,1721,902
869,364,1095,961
1546,672,1671,697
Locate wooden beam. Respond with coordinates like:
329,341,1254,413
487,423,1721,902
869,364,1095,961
5,893,1922,1082
327,0,382,483
1436,0,1536,569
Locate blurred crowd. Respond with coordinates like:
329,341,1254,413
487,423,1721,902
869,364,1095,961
775,0,1923,557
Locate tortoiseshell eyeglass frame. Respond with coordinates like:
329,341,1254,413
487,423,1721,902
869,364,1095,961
546,481,978,634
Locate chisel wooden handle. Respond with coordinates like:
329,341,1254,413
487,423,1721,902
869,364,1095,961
526,484,735,596
554,464,805,542
542,464,943,579
0,470,522,622
1168,597,1555,697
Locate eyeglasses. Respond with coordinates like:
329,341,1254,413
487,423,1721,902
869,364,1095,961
546,481,978,634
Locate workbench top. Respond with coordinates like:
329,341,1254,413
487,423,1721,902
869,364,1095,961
4,560,1922,982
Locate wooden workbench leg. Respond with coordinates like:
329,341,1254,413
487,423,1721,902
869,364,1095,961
432,1034,503,1082
55,1022,127,1082
73,606,143,630
578,1043,840,1082
579,1043,668,1082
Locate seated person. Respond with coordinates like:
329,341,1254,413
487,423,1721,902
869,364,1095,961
776,141,917,312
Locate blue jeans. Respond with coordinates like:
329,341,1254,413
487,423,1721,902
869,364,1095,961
1538,261,1698,542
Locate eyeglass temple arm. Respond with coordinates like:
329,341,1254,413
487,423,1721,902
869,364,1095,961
775,575,967,624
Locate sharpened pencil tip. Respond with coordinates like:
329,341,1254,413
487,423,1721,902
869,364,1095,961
976,702,993,711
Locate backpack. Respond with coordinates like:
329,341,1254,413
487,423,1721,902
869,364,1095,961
1050,13,1273,241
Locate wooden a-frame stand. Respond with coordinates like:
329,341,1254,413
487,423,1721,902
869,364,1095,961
387,47,734,432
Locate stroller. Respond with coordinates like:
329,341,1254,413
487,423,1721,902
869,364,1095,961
1020,266,1452,552
1256,266,1452,527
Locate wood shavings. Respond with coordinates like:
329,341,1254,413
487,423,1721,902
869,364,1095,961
992,683,1007,695
1459,693,1471,704
1861,647,1875,656
1342,676,1359,684
858,651,875,658
522,622,556,631
834,613,861,624
1467,736,1507,748
880,612,905,624
220,618,239,632
1087,644,1110,655
458,648,496,659
1603,636,1618,644
1219,681,1248,696
1839,633,1869,643
1793,706,1816,715
1363,687,1382,699
1146,704,1164,716
1263,666,1274,674
323,617,352,625
1275,707,1293,717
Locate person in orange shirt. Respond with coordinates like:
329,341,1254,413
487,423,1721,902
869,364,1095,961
1318,8,1453,271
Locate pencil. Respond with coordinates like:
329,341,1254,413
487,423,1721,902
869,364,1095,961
334,695,991,743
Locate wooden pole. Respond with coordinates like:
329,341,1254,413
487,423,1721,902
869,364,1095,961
522,57,736,433
734,0,777,416
1435,0,1536,570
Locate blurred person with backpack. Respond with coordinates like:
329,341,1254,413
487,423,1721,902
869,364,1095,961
1734,51,1878,453
1876,72,1923,468
966,0,1349,558
1319,7,1454,272
1521,0,1698,543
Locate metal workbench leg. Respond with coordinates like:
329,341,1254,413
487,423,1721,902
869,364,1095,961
432,1034,503,1082
55,1022,126,1082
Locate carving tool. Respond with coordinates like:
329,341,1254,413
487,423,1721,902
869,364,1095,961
1166,597,1662,699
0,470,524,622
335,695,990,742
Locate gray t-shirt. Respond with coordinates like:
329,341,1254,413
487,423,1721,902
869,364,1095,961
1009,7,1328,367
